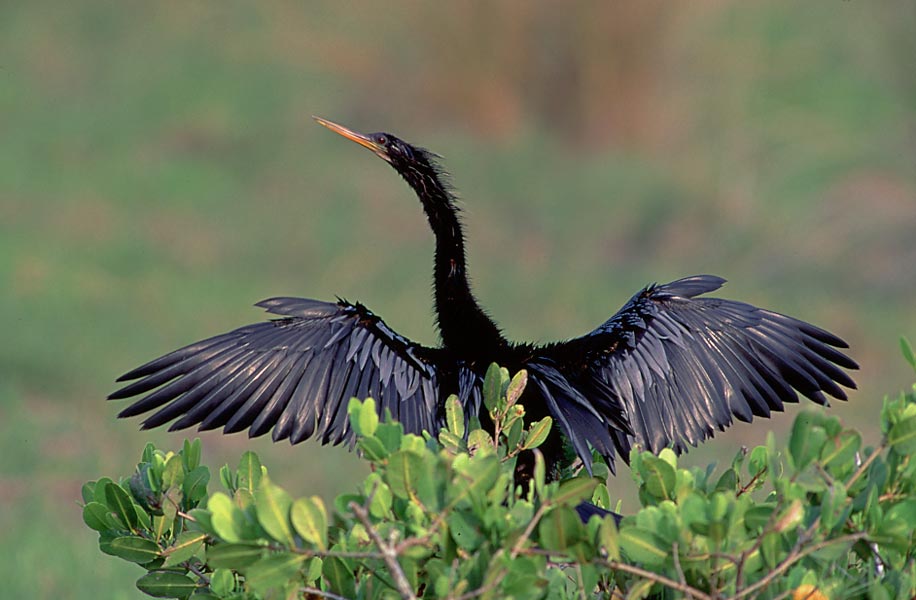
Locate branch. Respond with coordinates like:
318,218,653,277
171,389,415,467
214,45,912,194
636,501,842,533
301,586,351,600
732,532,869,600
601,559,714,600
522,549,714,600
349,501,417,600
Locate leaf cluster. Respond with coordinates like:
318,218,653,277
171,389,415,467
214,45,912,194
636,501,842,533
83,347,916,599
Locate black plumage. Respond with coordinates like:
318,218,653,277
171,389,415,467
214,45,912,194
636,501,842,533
111,117,857,480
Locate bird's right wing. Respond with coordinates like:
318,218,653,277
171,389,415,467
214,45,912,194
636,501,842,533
110,297,442,446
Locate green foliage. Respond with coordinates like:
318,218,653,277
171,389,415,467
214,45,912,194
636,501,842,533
83,363,916,599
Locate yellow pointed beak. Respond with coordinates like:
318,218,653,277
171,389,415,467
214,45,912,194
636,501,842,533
313,116,389,161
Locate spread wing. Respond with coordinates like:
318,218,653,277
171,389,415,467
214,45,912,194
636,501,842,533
542,275,858,464
110,297,443,446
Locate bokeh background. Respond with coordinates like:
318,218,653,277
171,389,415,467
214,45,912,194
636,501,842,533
2,2,914,597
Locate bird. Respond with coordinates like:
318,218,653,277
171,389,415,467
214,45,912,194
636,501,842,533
110,116,858,494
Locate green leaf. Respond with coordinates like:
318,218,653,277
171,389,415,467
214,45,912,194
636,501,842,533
820,483,848,532
218,464,234,491
107,536,161,564
83,501,115,532
681,494,709,534
619,527,668,567
483,362,503,412
467,429,494,454
104,482,139,532
304,557,323,585
244,552,306,595
162,531,206,567
364,473,393,518
182,466,210,505
448,510,485,551
445,394,465,438
506,369,527,406
453,454,500,507
375,421,403,453
533,450,546,499
207,492,244,543
598,515,620,560
506,417,524,450
254,476,294,546
349,397,379,437
182,438,202,471
522,417,552,450
94,477,115,504
81,481,97,504
820,430,861,472
745,503,776,530
888,415,916,454
162,454,185,490
209,569,235,597
552,477,600,507
639,455,676,500
237,451,262,494
206,543,265,569
438,429,464,452
291,496,328,550
141,443,157,464
136,571,199,599
901,337,916,373
714,468,738,493
357,434,389,461
322,556,356,599
789,413,827,470
127,463,161,511
538,506,584,550
386,449,429,501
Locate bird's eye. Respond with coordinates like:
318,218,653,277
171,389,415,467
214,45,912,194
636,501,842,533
375,135,387,145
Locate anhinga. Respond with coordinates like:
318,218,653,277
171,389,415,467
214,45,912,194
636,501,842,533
110,117,857,495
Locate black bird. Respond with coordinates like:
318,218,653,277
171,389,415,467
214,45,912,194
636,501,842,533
110,117,857,486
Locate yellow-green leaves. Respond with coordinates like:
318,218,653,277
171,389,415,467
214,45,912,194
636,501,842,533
208,492,245,543
522,416,552,451
348,396,379,437
82,362,916,599
888,415,916,454
619,527,668,567
291,496,328,551
135,571,198,598
255,476,294,546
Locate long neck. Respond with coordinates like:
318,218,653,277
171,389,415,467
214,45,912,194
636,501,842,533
399,163,506,356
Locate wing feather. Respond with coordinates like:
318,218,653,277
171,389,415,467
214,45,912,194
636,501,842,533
540,275,857,463
110,297,444,446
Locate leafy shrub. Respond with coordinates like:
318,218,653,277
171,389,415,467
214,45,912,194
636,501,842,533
83,348,916,599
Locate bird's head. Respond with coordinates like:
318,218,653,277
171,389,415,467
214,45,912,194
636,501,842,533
314,116,457,216
313,116,425,168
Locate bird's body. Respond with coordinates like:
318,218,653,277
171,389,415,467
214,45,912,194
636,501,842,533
111,118,857,483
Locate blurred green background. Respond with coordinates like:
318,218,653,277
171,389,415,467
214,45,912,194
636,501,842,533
2,1,914,597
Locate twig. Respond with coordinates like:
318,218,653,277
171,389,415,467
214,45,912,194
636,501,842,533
301,586,351,600
183,561,211,585
349,501,417,600
732,532,868,600
574,563,587,600
736,467,767,497
510,503,548,558
451,570,505,600
521,549,714,600
601,559,714,600
671,541,686,587
177,510,197,522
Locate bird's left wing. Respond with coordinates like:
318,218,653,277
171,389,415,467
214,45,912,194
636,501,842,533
110,297,442,446
539,275,858,466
